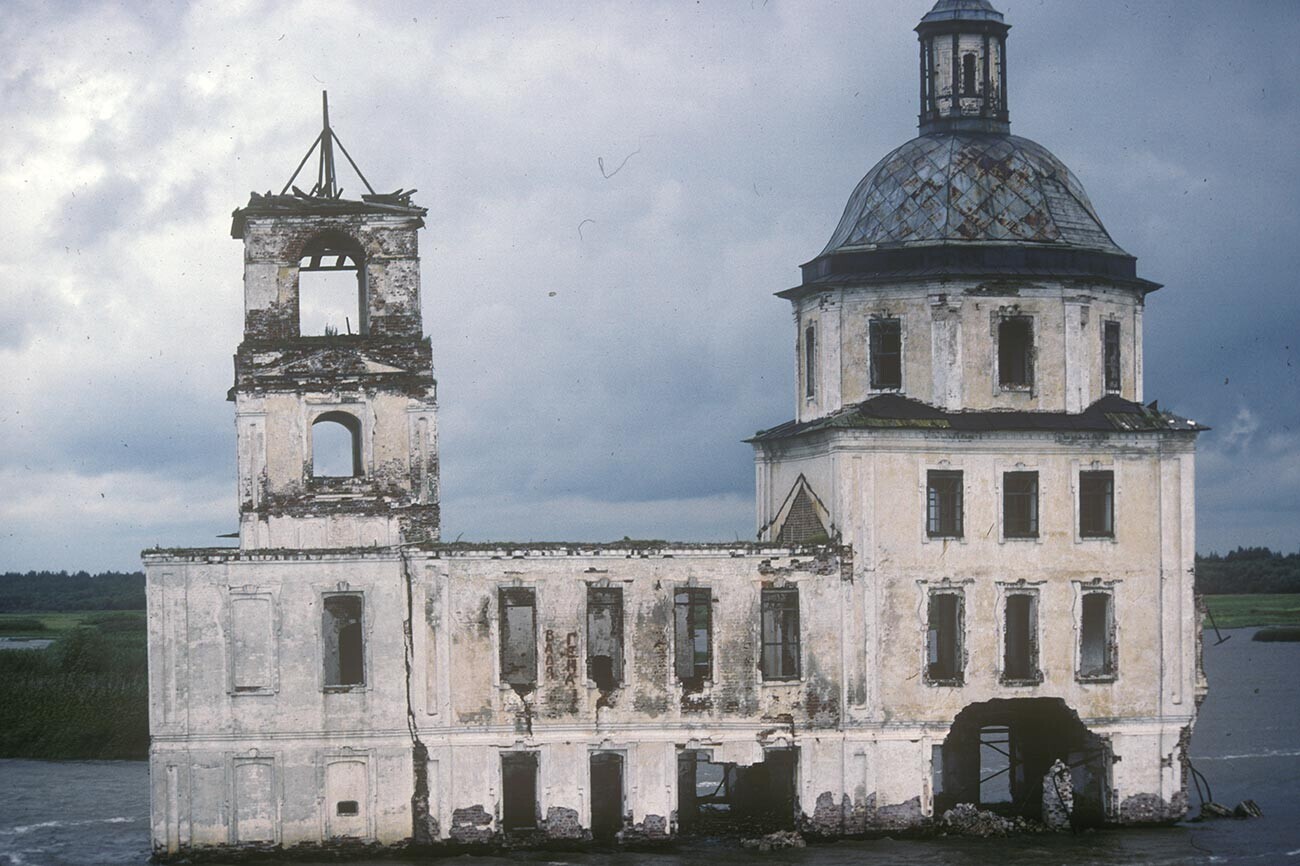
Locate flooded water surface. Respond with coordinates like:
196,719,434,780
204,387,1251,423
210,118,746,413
2,627,1297,865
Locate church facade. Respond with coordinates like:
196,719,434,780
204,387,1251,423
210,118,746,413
146,1,1204,857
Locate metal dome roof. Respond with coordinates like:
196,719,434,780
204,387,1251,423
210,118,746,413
819,132,1126,258
919,0,1005,25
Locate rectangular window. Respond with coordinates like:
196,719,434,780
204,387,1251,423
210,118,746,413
499,588,537,689
674,587,711,684
997,316,1033,388
1002,593,1039,682
804,324,817,398
1103,320,1122,393
927,470,964,538
586,587,624,690
926,592,964,685
500,752,538,830
230,594,274,693
1079,592,1115,679
1002,471,1038,538
760,587,801,680
1079,470,1115,538
323,595,364,688
869,317,902,390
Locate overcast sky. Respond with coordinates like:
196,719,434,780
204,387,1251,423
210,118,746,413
2,0,1297,572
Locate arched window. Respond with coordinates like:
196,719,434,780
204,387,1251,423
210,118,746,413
311,411,362,478
299,232,366,336
962,52,978,97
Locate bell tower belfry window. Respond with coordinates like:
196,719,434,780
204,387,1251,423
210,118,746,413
230,93,439,550
916,0,1010,135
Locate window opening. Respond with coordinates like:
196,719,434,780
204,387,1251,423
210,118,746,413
311,412,362,478
1003,594,1039,682
586,587,624,690
499,588,537,693
677,749,796,833
1003,471,1039,538
589,753,624,841
298,234,365,336
1103,320,1122,393
760,587,800,680
927,470,964,538
323,595,364,688
962,52,978,96
927,592,963,685
998,317,1034,389
1079,593,1114,679
1079,471,1114,538
674,587,711,686
804,324,817,398
336,801,359,816
500,752,538,830
869,317,902,390
979,725,1013,804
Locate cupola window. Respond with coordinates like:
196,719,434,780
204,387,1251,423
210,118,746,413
804,324,817,399
997,317,1034,389
962,53,978,97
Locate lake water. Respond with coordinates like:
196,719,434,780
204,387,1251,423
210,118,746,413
2,627,1297,866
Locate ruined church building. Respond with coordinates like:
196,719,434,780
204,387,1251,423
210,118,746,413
146,1,1205,856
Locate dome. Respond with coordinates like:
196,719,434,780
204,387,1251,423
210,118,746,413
820,132,1127,258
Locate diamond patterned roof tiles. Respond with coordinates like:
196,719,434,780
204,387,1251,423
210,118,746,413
820,133,1126,258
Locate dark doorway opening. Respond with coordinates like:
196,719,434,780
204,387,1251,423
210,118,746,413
677,748,796,834
590,752,624,842
935,698,1110,826
501,752,538,831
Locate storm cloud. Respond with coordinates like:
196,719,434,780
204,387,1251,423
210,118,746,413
1,0,1297,570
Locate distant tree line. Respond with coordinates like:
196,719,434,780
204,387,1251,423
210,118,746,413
0,571,145,612
1195,547,1300,595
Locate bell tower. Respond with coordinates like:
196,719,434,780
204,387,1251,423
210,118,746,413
916,0,1010,135
229,93,438,549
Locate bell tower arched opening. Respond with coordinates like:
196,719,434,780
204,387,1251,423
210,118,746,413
298,231,367,337
311,411,363,478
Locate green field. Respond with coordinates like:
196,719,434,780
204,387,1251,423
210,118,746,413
0,610,139,636
1202,593,1300,629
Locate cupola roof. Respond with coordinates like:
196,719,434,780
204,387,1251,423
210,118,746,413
919,0,1005,25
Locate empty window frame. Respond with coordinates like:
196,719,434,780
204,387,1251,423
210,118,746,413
962,52,978,96
1002,592,1039,683
1079,470,1115,538
674,587,711,684
997,316,1033,389
298,233,366,337
760,587,801,680
804,324,817,398
500,752,538,830
926,591,964,685
498,588,537,690
869,317,902,390
586,587,624,690
1103,320,1122,393
1002,471,1039,538
323,595,364,688
1079,592,1116,680
927,470,964,538
311,411,362,478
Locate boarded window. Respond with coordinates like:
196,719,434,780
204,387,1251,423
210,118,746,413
1103,320,1122,393
998,317,1033,388
325,759,367,839
804,325,816,398
1003,593,1038,682
869,317,902,390
498,588,537,690
927,592,963,684
927,470,963,538
230,595,273,692
674,588,711,684
586,587,623,690
501,752,538,830
760,587,800,680
775,486,827,545
323,595,364,688
233,759,275,844
1080,593,1115,679
1003,471,1038,538
1079,470,1114,538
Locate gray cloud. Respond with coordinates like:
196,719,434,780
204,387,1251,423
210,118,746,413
1,0,1297,570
